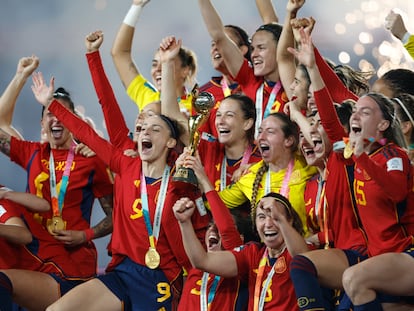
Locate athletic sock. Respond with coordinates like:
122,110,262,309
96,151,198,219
290,254,333,311
0,271,13,311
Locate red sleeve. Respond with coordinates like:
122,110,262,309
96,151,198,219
86,51,134,151
162,185,209,273
0,200,21,223
314,87,347,142
205,190,243,250
314,47,358,103
354,151,409,202
48,100,123,174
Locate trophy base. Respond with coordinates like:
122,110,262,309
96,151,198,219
172,167,198,190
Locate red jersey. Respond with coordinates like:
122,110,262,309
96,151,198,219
0,199,25,269
178,190,246,311
311,87,368,251
198,138,262,192
47,100,210,283
232,243,298,311
234,60,289,118
199,76,242,138
10,137,114,278
315,47,358,103
87,51,135,151
353,144,413,256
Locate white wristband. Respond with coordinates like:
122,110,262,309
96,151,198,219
123,5,143,27
402,32,411,44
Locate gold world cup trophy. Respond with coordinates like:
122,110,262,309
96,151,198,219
173,90,215,188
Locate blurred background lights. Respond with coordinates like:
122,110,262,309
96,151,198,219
335,23,347,35
353,43,365,55
359,32,373,44
339,51,351,63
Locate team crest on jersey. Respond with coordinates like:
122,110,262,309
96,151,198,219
274,256,287,273
290,170,301,183
363,170,371,181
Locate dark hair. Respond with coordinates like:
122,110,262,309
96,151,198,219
391,93,414,145
364,92,406,148
42,87,75,117
256,23,283,43
252,192,304,236
159,114,181,140
378,69,414,97
224,93,256,143
225,24,251,61
333,64,372,96
336,99,355,133
255,23,283,43
267,112,299,152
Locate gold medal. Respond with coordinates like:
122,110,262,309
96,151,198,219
343,142,353,159
47,215,67,236
145,247,161,269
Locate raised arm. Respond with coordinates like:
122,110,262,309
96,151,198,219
111,0,150,89
289,29,347,141
198,0,245,78
159,36,190,145
0,55,39,139
256,0,279,24
385,10,414,59
85,30,132,149
276,0,305,101
173,197,238,278
259,196,309,256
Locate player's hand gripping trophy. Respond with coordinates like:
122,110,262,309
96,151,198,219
173,89,215,188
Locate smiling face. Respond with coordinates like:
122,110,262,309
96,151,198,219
300,113,331,168
41,99,73,149
137,115,176,163
205,222,222,252
255,204,285,252
257,115,296,164
349,95,389,143
211,26,249,73
134,101,161,142
215,97,253,146
250,30,278,79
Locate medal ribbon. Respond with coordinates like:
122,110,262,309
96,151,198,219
220,144,253,191
220,78,232,98
255,81,282,137
315,177,329,249
140,165,171,249
49,142,76,217
200,272,221,311
253,247,286,311
265,159,294,197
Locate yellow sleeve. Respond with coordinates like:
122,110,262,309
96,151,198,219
126,74,160,111
404,35,414,60
286,157,318,236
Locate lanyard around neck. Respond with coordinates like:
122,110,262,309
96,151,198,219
265,159,294,197
140,165,171,249
200,272,221,311
49,142,76,216
253,247,286,311
220,144,253,191
255,81,282,137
